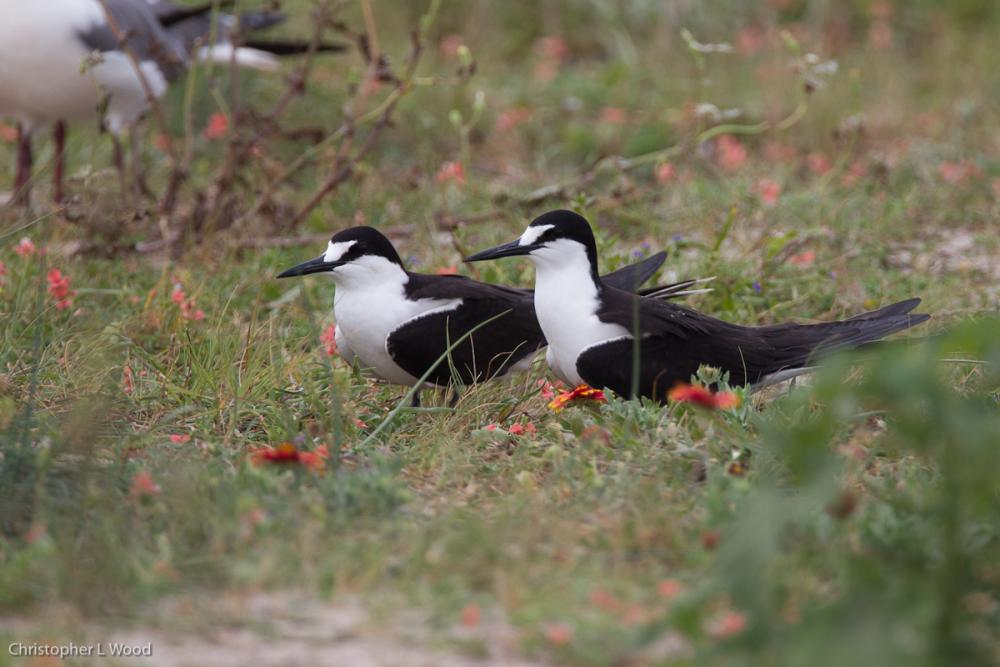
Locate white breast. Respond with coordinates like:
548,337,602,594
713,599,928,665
530,240,629,385
330,257,460,386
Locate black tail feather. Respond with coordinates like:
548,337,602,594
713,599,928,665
242,39,347,55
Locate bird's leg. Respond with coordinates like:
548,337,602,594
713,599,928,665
12,124,32,206
410,391,421,408
52,121,66,205
128,129,154,201
448,386,461,408
111,134,128,195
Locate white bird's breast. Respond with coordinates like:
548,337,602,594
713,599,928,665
330,259,460,386
531,242,629,386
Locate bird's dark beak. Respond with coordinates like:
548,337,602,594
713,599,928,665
276,255,341,278
465,239,538,262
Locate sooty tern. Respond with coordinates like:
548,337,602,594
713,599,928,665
466,209,931,401
277,226,711,398
0,0,343,204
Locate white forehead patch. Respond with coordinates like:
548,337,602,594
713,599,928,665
324,240,357,263
519,224,554,247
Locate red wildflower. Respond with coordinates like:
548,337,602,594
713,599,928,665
667,383,740,410
251,442,327,470
508,421,537,436
436,161,466,185
544,622,573,646
658,579,683,600
171,284,205,321
484,423,499,432
590,589,622,612
460,602,481,628
435,265,458,275
599,107,627,125
496,107,532,132
655,162,676,184
754,178,781,206
788,250,816,266
320,324,338,356
14,237,37,257
548,384,607,411
203,112,229,140
46,269,75,310
806,152,832,175
130,470,161,499
353,418,367,429
736,26,765,56
938,160,981,186
0,123,16,143
716,134,748,171
122,365,135,395
707,611,748,639
537,379,563,400
169,434,191,444
438,34,464,58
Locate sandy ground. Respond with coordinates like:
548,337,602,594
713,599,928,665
4,592,551,667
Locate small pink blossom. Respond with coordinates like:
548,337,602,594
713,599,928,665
599,107,627,125
655,162,676,184
130,470,161,499
806,152,832,175
755,178,781,206
320,324,338,356
484,423,499,432
508,421,537,436
716,135,747,171
707,611,747,639
788,250,817,266
171,283,204,321
203,112,229,140
436,265,458,276
436,161,466,185
46,269,75,310
438,34,464,58
0,123,17,144
14,237,37,257
169,434,191,444
496,107,532,132
544,622,573,646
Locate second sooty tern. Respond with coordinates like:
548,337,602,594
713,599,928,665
465,209,931,401
276,226,711,397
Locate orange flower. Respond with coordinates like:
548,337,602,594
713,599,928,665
320,324,338,356
203,112,229,140
130,470,161,499
251,442,327,470
46,269,75,310
548,384,607,411
716,135,747,171
436,161,466,185
668,383,740,410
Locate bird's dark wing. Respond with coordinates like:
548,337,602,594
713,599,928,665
601,252,665,291
579,291,929,400
388,274,544,386
77,0,188,79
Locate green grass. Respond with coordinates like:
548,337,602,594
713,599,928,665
1,1,999,665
